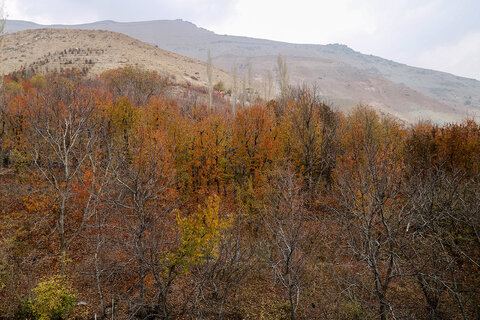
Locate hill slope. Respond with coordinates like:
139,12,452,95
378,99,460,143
4,20,480,122
0,27,232,88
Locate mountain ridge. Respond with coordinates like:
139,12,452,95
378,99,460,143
3,19,480,122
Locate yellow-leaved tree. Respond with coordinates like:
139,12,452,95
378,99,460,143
175,194,231,271
154,195,231,319
32,274,76,320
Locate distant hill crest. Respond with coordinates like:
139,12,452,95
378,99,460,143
3,19,480,123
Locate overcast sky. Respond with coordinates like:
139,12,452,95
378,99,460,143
5,0,480,80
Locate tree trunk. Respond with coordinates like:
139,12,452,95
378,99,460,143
59,205,67,274
379,300,387,320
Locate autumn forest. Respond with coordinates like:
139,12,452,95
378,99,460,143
0,67,479,320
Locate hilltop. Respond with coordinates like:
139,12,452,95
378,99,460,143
4,19,480,122
0,27,232,88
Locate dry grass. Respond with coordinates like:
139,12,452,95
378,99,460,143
0,28,233,88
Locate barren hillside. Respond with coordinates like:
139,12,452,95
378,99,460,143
0,28,232,88
4,20,480,122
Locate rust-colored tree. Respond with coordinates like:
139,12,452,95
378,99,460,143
335,106,410,320
21,74,103,273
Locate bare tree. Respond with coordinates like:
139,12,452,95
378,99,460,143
106,126,176,319
102,65,165,107
335,108,410,320
0,0,5,95
231,63,238,117
276,54,289,102
263,70,273,101
0,1,5,45
0,0,6,168
403,167,456,319
262,165,310,320
288,86,339,198
207,50,214,111
241,74,246,109
185,225,252,319
247,61,253,103
404,165,480,320
23,76,102,273
401,124,480,319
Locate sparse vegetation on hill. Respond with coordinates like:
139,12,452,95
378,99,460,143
0,28,233,88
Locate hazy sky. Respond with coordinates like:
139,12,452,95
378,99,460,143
5,0,480,80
